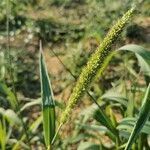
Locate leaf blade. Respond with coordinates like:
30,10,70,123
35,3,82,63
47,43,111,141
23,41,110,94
39,44,55,148
125,83,150,150
119,44,150,76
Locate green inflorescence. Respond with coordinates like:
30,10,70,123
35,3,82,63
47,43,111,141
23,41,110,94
60,7,135,124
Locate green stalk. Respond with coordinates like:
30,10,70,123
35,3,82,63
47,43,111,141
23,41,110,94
52,6,136,144
50,49,118,144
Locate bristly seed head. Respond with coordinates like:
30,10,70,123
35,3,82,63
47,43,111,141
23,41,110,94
60,7,135,124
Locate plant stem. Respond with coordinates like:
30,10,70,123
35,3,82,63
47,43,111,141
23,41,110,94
49,49,118,143
51,123,63,145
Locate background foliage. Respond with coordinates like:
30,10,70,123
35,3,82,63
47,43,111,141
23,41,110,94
0,0,149,149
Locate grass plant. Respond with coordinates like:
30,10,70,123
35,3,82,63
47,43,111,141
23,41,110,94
58,6,135,131
0,0,149,149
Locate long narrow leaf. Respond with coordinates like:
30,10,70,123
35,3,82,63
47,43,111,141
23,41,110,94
101,91,128,107
0,82,17,110
119,44,150,76
125,83,150,150
117,117,150,135
39,43,55,149
0,119,6,150
93,108,118,137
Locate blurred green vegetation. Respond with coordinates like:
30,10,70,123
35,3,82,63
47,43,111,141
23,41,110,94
0,0,149,149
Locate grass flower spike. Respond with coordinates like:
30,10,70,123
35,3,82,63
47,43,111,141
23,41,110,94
60,7,135,124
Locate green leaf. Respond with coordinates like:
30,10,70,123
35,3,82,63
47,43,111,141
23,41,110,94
0,82,17,110
0,118,6,150
119,44,150,76
0,108,21,126
81,100,118,139
101,91,128,107
79,103,116,141
117,118,150,135
76,123,116,142
93,108,118,137
12,115,42,150
125,83,150,150
39,43,55,149
20,99,41,112
78,142,101,150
